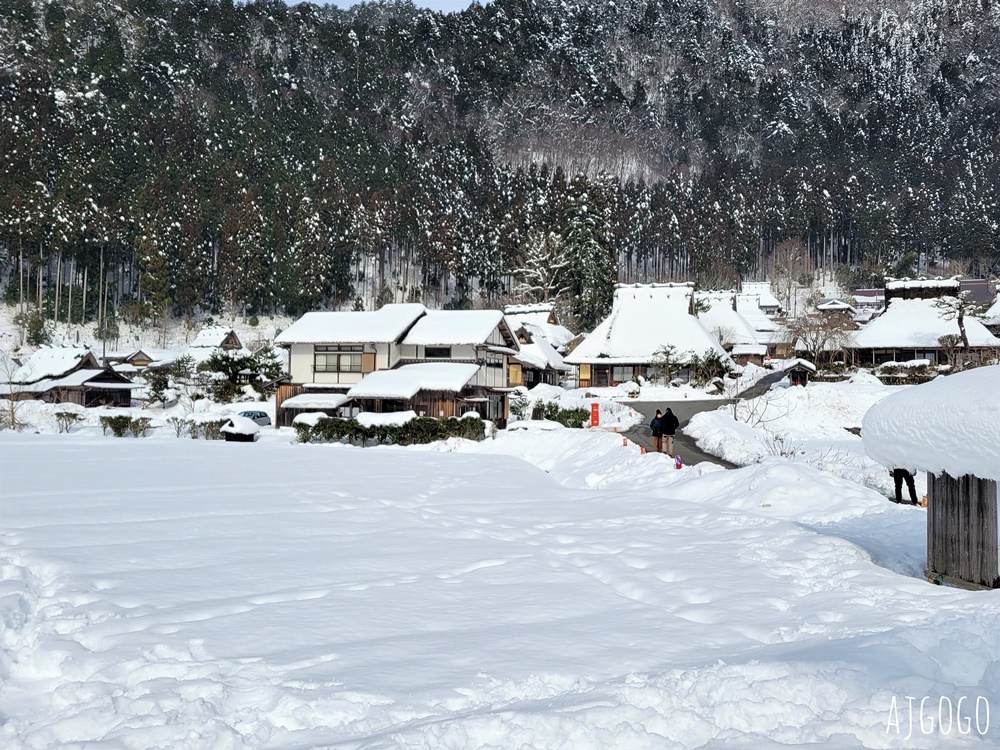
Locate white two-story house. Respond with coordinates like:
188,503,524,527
273,304,519,425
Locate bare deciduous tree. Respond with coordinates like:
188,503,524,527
786,311,854,364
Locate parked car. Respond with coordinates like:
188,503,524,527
237,410,271,426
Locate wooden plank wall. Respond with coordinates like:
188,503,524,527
927,472,999,588
275,384,304,428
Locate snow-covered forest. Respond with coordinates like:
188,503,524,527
1,0,998,331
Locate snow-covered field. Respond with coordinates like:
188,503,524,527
4,407,1000,748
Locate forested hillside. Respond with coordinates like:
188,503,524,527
1,0,998,333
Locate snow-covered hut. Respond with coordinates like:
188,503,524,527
783,358,816,387
862,366,1000,589
564,283,732,388
221,415,261,443
815,299,858,317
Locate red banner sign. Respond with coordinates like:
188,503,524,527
590,403,600,427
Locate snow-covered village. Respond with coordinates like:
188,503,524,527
3,0,1000,748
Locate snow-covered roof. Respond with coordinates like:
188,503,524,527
503,303,555,323
1,368,139,395
740,282,782,309
816,299,858,314
517,321,576,351
347,363,482,399
783,358,817,372
982,296,1000,323
9,347,96,383
514,338,572,372
128,348,180,363
735,295,780,332
696,293,760,347
564,284,730,365
280,393,350,409
851,289,885,304
191,326,240,348
885,277,960,292
732,344,768,356
275,304,427,345
849,298,1000,349
862,366,1000,482
402,310,510,347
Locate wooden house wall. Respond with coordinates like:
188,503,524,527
927,471,999,589
275,383,304,427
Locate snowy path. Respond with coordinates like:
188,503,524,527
3,434,1000,748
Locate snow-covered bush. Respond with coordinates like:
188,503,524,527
99,415,132,437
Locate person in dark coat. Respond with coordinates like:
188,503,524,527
891,468,919,505
661,407,680,455
649,409,663,453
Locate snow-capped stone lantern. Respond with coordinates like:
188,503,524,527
861,366,1000,589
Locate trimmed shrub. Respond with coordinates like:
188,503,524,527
552,407,589,429
293,423,314,443
99,415,132,437
130,417,152,437
202,419,228,440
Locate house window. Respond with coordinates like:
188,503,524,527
315,345,362,373
425,346,452,359
612,365,635,383
509,363,523,386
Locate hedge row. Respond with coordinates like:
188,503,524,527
295,416,486,446
98,415,153,437
528,401,590,428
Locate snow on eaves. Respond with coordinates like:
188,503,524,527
347,362,481,399
402,310,508,347
514,337,572,372
280,393,350,409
